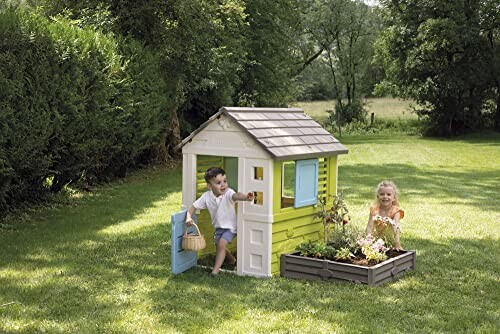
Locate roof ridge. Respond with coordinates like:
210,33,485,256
257,133,333,139
223,107,304,113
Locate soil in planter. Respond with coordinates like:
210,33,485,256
313,249,407,267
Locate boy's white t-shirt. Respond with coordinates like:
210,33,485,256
192,188,237,233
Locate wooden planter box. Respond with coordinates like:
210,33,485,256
281,250,416,286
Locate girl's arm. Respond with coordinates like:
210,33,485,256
365,213,374,235
232,191,255,202
392,212,402,250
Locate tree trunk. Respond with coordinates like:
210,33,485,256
346,82,352,106
495,81,500,131
167,110,182,158
327,51,342,110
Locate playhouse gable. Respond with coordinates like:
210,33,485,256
177,107,348,160
181,113,271,159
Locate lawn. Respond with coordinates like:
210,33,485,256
1,132,499,333
294,97,417,123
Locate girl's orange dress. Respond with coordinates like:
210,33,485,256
370,205,404,220
370,205,404,246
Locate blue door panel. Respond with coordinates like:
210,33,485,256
171,210,198,274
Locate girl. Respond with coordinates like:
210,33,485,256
365,180,404,250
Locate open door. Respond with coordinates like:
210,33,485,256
171,210,198,274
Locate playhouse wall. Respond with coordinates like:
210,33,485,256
270,156,338,274
181,114,271,160
237,158,274,277
184,153,274,263
181,114,272,258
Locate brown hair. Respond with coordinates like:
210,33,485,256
204,167,225,183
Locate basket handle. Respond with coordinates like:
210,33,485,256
184,223,202,237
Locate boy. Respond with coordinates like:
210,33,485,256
186,167,254,276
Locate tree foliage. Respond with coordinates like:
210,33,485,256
375,0,500,136
301,0,381,123
33,0,303,134
234,0,303,107
0,7,173,212
0,0,390,213
0,0,308,213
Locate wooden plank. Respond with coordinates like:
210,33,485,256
281,251,416,285
283,255,324,268
283,263,324,275
328,262,369,276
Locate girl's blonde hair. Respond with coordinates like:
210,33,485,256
374,180,400,206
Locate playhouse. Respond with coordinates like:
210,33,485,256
171,107,348,277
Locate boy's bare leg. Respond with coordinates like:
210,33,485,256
225,250,236,265
212,238,228,274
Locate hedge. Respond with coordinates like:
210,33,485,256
0,8,174,213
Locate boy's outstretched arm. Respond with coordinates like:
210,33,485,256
232,191,254,202
185,205,197,226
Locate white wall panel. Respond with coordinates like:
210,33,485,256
237,220,272,277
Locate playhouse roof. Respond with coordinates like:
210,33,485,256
176,107,348,161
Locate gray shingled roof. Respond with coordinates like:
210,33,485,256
176,107,348,161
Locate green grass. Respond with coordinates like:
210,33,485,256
293,97,416,123
1,133,500,333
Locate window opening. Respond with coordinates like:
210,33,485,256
254,167,264,180
253,191,264,205
281,161,295,208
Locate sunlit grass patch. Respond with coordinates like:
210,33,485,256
294,97,416,121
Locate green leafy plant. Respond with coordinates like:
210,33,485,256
297,192,361,262
315,191,350,243
335,247,355,261
328,223,360,251
296,240,335,259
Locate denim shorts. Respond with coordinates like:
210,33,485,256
214,228,236,245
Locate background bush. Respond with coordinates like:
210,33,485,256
0,8,172,213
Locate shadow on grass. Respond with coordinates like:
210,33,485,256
147,236,499,333
1,156,499,332
155,236,498,333
339,163,500,212
0,165,183,332
1,192,498,333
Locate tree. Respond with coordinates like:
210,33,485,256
303,0,381,123
375,0,499,136
480,0,500,130
33,0,249,138
233,0,304,107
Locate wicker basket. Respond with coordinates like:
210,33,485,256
182,223,206,251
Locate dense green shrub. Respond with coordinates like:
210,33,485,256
0,8,172,213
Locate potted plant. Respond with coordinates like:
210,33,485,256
281,193,416,286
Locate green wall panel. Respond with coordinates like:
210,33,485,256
270,156,337,274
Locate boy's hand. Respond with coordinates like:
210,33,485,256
185,217,194,226
247,192,255,201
